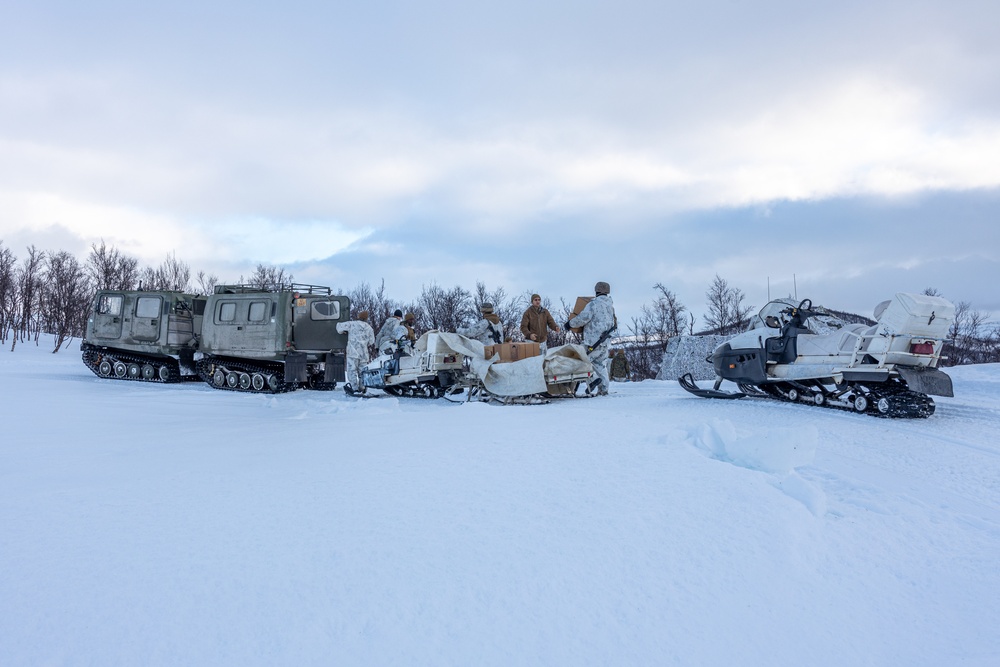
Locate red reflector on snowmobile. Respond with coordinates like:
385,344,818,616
910,342,934,355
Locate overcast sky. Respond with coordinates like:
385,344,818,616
2,0,998,326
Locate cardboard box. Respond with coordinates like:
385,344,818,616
568,296,592,333
485,341,541,363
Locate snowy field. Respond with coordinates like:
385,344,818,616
2,337,999,667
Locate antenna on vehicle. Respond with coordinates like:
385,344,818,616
793,274,797,300
767,277,770,301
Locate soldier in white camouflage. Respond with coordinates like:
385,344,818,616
566,281,616,396
336,310,375,395
375,310,408,355
458,303,504,346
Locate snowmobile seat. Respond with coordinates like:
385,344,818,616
765,335,798,364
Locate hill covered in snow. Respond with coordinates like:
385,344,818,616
2,338,998,666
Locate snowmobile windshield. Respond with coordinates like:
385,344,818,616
749,299,799,331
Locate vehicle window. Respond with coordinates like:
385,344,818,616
218,302,237,322
248,301,267,322
96,294,123,315
311,300,341,320
136,297,162,318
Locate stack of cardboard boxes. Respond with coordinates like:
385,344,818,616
484,342,541,363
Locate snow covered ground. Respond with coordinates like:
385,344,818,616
2,337,998,666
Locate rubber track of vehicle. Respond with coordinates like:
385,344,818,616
82,343,181,383
744,379,934,418
196,357,292,394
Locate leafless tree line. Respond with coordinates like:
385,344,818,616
2,240,996,372
0,240,211,352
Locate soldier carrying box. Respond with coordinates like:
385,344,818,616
566,281,617,396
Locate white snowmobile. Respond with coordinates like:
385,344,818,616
679,293,955,418
359,331,470,398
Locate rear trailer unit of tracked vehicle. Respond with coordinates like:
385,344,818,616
196,284,350,393
82,290,206,383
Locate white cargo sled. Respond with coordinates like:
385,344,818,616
360,331,594,403
679,293,955,418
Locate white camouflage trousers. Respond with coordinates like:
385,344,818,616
588,344,610,392
345,356,365,391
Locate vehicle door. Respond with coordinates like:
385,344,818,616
131,294,164,342
293,296,349,351
91,293,125,339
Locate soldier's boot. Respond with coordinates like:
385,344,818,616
344,384,355,396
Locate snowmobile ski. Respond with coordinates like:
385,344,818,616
678,373,747,399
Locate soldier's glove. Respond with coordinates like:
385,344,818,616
564,322,572,330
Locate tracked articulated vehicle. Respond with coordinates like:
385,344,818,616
679,293,956,418
82,284,351,394
82,290,206,383
196,284,350,393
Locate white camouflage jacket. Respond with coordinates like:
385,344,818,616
458,317,504,346
568,294,616,348
336,320,375,360
375,317,408,352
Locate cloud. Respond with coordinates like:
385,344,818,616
2,1,999,322
201,218,372,265
0,190,197,260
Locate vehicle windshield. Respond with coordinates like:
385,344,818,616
748,299,847,334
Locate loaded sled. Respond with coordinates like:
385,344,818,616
360,331,594,403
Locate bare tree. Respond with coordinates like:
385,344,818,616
941,300,993,365
158,253,191,291
418,283,473,333
139,252,191,291
86,240,139,291
0,241,16,343
42,251,89,352
703,274,753,335
345,279,396,341
242,263,293,290
545,296,581,348
11,246,45,349
195,270,219,295
625,283,689,380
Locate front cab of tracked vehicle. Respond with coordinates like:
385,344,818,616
198,284,350,391
82,290,206,381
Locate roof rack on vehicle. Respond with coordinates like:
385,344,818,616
214,283,333,295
